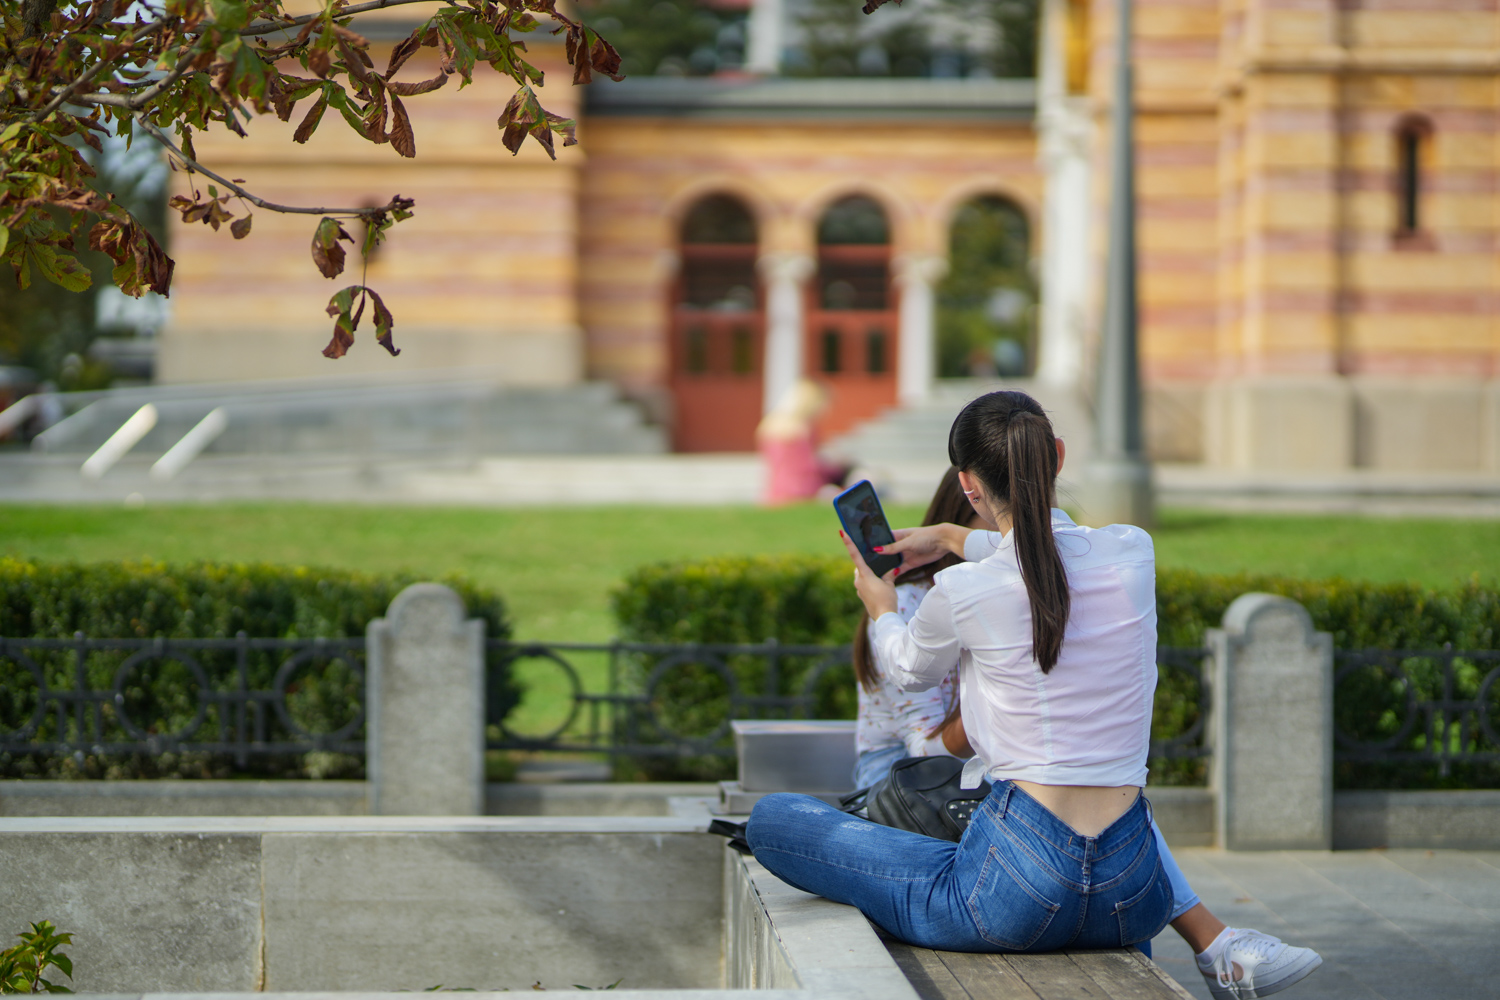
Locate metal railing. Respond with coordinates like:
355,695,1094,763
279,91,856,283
7,633,1494,774
0,634,366,762
1334,647,1500,775
486,639,1215,763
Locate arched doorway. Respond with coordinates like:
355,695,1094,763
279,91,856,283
937,195,1034,378
670,194,763,452
807,195,897,438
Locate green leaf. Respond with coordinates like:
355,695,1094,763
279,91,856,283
29,244,93,292
208,0,249,31
0,224,9,258
0,123,22,145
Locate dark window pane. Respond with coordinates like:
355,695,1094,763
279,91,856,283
818,196,889,245
681,259,758,309
731,326,755,375
685,326,709,373
1398,129,1421,232
821,330,841,373
936,194,1034,378
682,195,757,244
819,260,887,310
866,328,887,373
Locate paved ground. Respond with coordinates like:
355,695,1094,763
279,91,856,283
1151,849,1500,1000
3,451,1500,515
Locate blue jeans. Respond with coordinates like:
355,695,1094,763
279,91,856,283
746,781,1173,955
853,747,1201,924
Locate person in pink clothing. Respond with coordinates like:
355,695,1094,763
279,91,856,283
757,379,845,505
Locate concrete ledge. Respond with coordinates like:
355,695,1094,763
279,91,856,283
1333,789,1500,850
0,780,368,817
727,850,919,1000
1145,786,1215,848
0,816,721,992
1,781,722,819
487,782,719,816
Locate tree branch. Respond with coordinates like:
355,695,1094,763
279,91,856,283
238,0,451,38
136,115,404,218
28,17,174,123
75,47,198,112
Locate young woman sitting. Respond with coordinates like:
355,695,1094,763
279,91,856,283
747,391,1320,1000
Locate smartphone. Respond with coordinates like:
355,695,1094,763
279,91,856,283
833,480,903,578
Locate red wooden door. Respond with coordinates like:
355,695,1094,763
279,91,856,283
805,244,898,440
669,245,764,452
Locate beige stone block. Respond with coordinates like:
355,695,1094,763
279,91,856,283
156,325,584,385
1146,382,1206,463
1484,383,1500,473
1246,74,1340,108
1258,13,1338,49
1352,254,1494,289
1346,317,1493,355
1255,253,1338,289
1249,192,1338,230
1352,377,1485,471
1203,376,1354,471
1433,135,1498,170
1349,13,1497,49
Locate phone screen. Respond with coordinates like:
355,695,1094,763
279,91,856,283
833,480,903,577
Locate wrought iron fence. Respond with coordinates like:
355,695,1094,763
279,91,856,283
0,634,366,763
1334,647,1500,776
9,632,1493,775
486,639,1215,763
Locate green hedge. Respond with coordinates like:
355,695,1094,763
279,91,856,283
0,558,513,781
613,556,1500,788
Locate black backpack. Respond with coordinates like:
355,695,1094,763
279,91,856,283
706,756,992,854
840,755,991,842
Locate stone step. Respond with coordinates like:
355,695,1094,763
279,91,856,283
31,375,666,457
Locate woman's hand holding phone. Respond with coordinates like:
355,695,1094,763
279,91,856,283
839,530,899,620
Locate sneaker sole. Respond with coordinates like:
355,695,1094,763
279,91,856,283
1205,953,1323,1000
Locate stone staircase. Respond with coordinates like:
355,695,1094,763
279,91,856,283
826,379,1094,503
31,373,666,458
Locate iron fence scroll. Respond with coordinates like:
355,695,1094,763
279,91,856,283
1333,647,1500,775
487,639,1216,763
0,633,366,762
10,632,1493,772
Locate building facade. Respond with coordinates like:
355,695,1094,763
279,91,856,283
160,0,1500,470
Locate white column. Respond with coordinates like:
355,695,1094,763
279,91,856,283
893,254,948,407
1034,0,1094,389
758,252,815,415
746,0,784,73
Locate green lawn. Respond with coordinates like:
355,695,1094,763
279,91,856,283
3,503,1496,642
4,503,1496,740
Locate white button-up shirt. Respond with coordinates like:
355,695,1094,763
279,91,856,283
869,509,1158,788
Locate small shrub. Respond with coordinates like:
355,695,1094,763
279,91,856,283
0,921,74,994
614,557,1500,788
0,559,515,780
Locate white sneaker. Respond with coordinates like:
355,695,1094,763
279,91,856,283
1197,928,1322,999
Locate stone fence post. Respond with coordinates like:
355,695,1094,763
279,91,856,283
1207,593,1333,850
367,583,486,815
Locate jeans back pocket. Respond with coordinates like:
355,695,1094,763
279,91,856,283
965,844,1060,951
1113,857,1173,946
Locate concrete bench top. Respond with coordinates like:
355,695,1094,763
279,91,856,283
882,939,1194,1000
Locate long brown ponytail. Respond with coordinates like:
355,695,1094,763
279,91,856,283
947,391,1070,672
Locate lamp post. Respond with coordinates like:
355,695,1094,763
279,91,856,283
1083,0,1154,527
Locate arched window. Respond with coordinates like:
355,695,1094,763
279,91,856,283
937,195,1033,378
807,194,897,437
682,194,756,245
670,194,763,452
1393,115,1432,244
